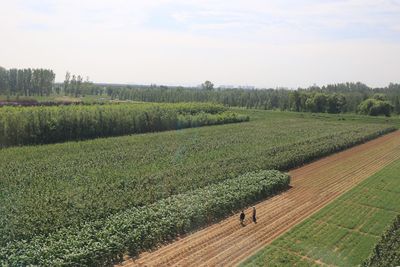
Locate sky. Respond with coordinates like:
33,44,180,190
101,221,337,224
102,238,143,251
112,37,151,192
1,0,400,88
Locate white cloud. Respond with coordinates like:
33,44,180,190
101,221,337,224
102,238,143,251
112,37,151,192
0,0,399,87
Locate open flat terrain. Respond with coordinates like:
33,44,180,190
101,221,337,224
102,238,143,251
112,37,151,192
119,130,400,267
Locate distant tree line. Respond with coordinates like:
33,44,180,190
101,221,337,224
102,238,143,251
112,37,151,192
0,67,55,96
1,67,399,116
288,91,347,113
104,82,400,116
0,67,104,97
60,72,105,97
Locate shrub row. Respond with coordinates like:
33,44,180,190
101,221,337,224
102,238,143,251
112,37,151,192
0,103,246,147
362,215,400,267
178,111,249,128
0,100,84,107
252,126,397,171
0,170,290,266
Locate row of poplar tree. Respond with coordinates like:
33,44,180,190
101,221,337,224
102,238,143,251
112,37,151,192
0,67,55,96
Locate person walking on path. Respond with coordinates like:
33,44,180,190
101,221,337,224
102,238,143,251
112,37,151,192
240,210,245,226
252,206,257,223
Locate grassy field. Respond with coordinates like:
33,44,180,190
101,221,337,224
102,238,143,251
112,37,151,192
301,112,400,128
235,109,400,128
241,158,400,266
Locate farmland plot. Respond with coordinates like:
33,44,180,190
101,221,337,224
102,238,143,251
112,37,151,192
242,156,400,266
0,171,290,266
0,110,396,265
121,130,400,267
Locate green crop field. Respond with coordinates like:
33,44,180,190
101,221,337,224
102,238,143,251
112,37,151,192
0,109,397,265
241,158,400,267
2,1,400,265
0,170,290,266
0,102,248,147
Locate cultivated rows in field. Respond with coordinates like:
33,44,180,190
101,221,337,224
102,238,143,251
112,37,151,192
243,156,400,267
0,113,395,255
0,102,248,147
122,130,400,267
0,113,394,246
0,171,289,266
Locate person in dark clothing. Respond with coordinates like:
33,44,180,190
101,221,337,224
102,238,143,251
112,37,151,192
252,206,257,223
240,210,245,226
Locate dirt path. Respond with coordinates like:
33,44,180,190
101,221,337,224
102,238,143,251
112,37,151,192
118,131,400,267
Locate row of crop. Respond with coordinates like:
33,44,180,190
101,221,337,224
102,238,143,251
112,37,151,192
253,126,397,171
0,123,395,245
0,103,246,147
0,170,290,266
167,102,226,114
362,214,400,267
178,111,249,128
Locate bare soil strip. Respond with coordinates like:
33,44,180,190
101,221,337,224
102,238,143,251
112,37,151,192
118,131,400,267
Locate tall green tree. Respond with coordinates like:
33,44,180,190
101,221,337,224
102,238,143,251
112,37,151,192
358,98,393,116
393,96,400,115
64,71,71,95
327,94,346,113
289,91,301,112
0,67,9,95
201,80,214,91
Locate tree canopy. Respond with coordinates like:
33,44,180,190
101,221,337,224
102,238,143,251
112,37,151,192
358,98,393,116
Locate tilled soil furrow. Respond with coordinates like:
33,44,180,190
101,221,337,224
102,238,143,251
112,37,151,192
143,137,399,266
119,131,400,267
188,146,400,266
133,135,398,266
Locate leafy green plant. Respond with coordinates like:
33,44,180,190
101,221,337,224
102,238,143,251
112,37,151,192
0,170,290,266
358,98,393,117
362,215,400,267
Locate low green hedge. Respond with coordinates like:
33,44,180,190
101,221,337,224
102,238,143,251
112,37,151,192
362,215,400,267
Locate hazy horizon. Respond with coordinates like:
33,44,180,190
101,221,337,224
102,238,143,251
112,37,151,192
1,0,400,88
